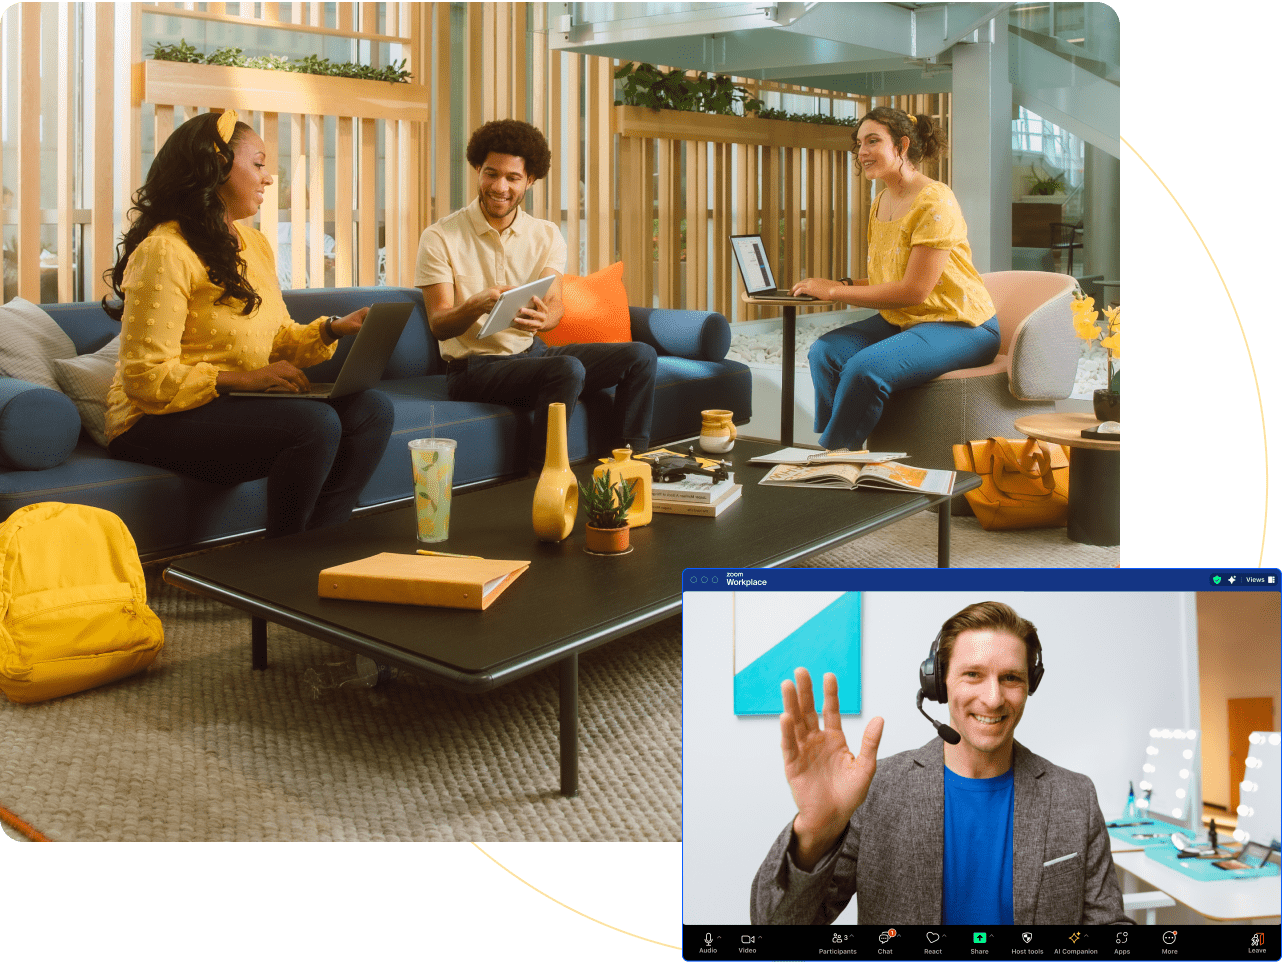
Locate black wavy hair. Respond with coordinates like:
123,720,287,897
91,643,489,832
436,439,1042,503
104,111,259,320
465,119,551,181
852,106,947,175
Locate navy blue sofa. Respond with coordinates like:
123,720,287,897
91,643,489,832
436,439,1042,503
0,287,751,559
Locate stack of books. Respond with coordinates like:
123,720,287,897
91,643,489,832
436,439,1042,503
651,473,742,517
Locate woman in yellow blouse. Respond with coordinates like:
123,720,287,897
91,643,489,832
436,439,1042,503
103,109,393,537
790,107,1000,451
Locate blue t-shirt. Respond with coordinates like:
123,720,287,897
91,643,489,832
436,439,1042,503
942,766,1015,925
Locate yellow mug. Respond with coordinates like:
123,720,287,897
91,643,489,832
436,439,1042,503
699,409,736,454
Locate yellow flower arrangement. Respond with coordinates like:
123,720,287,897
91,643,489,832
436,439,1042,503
1071,292,1120,392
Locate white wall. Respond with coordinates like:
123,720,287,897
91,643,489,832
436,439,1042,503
683,589,1199,924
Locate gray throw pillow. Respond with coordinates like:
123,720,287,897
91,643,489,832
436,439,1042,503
0,297,77,389
51,336,120,448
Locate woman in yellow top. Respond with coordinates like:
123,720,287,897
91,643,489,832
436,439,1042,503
103,109,393,537
790,107,1000,451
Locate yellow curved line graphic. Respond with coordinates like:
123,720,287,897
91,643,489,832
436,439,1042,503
1122,136,1268,565
471,843,680,950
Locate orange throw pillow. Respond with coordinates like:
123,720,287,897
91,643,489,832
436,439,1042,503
540,261,632,346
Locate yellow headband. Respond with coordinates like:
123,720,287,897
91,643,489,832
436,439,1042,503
216,108,238,146
906,113,917,124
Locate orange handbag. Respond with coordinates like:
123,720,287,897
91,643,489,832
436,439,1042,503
951,437,1070,530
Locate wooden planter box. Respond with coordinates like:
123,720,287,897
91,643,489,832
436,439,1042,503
142,60,428,122
614,105,854,151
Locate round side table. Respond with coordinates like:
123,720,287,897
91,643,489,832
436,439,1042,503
1015,412,1120,546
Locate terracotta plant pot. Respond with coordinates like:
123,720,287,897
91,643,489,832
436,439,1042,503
584,524,630,554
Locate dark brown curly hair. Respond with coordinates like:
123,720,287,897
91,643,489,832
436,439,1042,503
852,106,947,175
104,111,261,320
465,119,552,181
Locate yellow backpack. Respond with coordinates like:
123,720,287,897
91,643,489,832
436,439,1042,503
0,502,164,704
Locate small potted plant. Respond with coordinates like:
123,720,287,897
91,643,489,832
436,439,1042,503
578,471,635,555
1025,163,1066,198
1071,291,1120,421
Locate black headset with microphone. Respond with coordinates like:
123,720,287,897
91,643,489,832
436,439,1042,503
917,627,1044,745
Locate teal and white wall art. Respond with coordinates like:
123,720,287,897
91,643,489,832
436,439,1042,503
732,591,861,715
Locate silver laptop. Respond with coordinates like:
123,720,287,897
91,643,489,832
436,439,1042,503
729,233,817,300
228,301,413,399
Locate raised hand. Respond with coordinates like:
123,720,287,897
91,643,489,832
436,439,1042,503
779,667,884,870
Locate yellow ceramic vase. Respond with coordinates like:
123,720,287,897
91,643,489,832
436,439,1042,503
532,402,579,542
593,448,653,528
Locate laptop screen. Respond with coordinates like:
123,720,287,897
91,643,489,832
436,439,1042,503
729,234,778,295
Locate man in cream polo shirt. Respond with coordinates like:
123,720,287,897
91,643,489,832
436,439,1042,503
414,119,657,471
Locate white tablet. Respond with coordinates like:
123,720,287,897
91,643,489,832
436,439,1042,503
475,274,557,339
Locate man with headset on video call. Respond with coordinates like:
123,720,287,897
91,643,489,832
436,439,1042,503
751,601,1129,926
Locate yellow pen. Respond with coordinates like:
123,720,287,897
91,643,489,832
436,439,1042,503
416,549,483,560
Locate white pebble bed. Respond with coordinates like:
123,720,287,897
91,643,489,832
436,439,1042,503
728,322,1109,400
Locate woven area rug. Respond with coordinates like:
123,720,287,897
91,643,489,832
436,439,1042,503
0,517,1113,842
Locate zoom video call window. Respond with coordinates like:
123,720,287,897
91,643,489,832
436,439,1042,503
682,569,1280,961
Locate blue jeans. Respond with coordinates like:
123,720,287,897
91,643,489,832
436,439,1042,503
446,338,658,470
109,390,395,538
808,314,1001,449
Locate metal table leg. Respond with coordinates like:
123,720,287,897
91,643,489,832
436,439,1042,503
937,497,952,568
559,652,579,797
1067,448,1121,545
780,306,797,447
252,616,267,670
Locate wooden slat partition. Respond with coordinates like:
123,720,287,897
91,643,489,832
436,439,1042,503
563,54,582,274
332,115,352,287
55,2,73,303
2,1,945,320
17,4,40,302
545,46,563,245
358,118,377,285
431,2,453,226
259,111,280,270
91,3,114,302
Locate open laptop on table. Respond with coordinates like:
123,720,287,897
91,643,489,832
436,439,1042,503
729,233,817,301
227,301,413,399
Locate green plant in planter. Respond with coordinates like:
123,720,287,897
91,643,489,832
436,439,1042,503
1026,164,1066,196
755,107,859,127
614,62,763,116
150,39,412,84
577,472,635,530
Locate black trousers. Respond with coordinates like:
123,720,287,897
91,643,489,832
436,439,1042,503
446,339,658,469
109,390,395,538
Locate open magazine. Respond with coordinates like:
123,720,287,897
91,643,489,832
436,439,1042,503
747,446,908,465
758,460,955,496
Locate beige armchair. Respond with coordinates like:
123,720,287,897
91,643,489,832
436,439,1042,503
868,271,1081,508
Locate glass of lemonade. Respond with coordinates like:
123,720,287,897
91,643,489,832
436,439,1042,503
408,438,457,543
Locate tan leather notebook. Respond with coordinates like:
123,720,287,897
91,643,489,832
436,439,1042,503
318,553,529,610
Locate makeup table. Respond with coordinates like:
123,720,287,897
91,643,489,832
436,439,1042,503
1112,850,1281,923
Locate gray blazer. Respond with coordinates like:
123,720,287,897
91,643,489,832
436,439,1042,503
750,738,1129,925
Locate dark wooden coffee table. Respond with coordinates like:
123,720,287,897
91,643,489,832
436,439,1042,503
164,439,976,797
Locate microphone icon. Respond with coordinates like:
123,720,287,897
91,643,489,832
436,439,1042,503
705,933,714,947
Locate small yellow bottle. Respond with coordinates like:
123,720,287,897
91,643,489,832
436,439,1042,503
593,448,652,528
